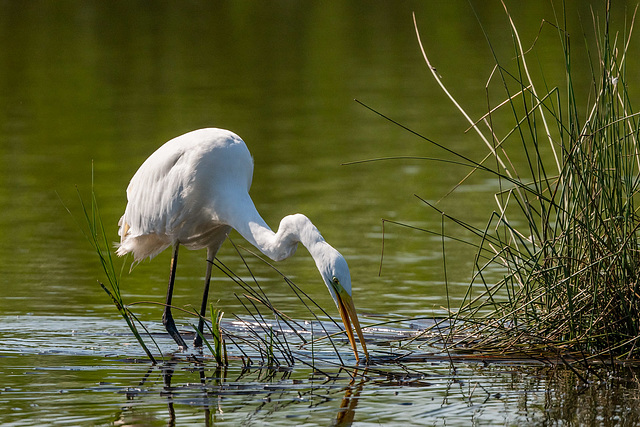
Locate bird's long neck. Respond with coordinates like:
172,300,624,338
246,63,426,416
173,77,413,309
226,195,326,262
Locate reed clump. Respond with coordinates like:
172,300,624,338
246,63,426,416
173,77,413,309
410,2,640,362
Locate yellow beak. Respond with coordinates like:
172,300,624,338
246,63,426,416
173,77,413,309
334,286,369,363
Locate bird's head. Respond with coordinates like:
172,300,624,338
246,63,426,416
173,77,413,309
317,246,369,364
282,213,369,363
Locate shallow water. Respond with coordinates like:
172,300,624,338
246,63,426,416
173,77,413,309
3,314,640,426
2,0,640,425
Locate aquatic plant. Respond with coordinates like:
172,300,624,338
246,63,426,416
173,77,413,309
209,305,228,366
73,176,159,364
431,1,640,362
364,1,640,363
193,304,228,366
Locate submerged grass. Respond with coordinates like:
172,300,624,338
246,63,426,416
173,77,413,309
363,1,640,364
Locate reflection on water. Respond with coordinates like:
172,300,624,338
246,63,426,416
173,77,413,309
3,339,640,425
2,0,640,425
2,314,640,425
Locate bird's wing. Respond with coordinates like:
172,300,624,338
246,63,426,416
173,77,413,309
117,143,198,258
116,128,254,261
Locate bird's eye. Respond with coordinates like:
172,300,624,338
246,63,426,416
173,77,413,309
331,277,343,292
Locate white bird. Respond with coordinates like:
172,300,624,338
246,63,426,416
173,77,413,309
116,128,369,362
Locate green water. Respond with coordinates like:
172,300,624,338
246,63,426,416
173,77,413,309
2,0,639,425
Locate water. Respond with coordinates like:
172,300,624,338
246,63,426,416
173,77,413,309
3,317,639,426
2,0,640,425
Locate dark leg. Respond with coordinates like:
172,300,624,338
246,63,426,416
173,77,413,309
163,244,188,350
194,250,214,348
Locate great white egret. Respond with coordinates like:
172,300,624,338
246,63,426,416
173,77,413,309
116,128,369,362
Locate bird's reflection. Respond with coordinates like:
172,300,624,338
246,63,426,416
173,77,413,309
333,369,367,426
159,356,232,426
160,359,176,426
123,357,369,426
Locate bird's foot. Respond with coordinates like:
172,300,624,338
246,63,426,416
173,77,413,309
163,311,189,350
171,336,188,351
193,336,203,349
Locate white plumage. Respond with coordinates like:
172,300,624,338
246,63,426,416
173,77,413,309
116,128,368,362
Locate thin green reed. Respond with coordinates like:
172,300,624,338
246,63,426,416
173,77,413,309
75,176,160,364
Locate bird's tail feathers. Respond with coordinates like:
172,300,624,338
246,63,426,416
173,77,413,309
116,233,171,264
